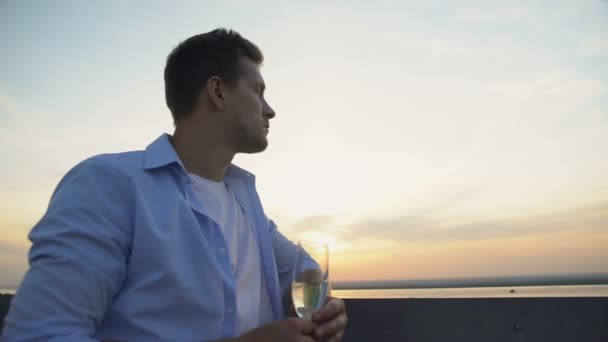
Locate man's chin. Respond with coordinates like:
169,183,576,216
239,139,268,154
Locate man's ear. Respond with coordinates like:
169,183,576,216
206,76,225,110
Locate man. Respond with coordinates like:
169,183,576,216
2,28,347,342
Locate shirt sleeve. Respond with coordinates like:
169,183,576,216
267,218,318,314
267,218,297,303
1,158,133,342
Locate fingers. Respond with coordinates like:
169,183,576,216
287,296,347,341
327,330,345,342
311,296,347,340
312,297,345,323
299,336,317,342
313,312,347,340
287,317,317,335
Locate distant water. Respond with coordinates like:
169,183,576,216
4,285,608,298
332,285,608,299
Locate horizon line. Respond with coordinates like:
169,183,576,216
332,272,608,290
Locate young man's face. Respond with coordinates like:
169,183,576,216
224,57,275,154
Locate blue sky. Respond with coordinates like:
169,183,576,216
1,0,607,286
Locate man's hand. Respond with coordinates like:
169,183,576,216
311,296,347,342
237,317,317,342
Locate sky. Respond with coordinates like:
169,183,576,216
1,0,607,288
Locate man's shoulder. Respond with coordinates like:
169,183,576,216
64,151,147,185
86,150,145,171
48,151,148,204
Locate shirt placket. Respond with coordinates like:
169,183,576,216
226,176,282,320
182,174,238,338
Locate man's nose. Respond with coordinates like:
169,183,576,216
263,99,276,119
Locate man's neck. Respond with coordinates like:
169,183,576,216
171,127,235,182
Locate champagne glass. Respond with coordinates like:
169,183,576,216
291,242,329,319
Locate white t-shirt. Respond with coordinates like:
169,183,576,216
189,173,275,336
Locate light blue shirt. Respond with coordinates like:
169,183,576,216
2,134,306,342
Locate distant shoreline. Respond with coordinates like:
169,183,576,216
332,272,608,290
4,273,608,293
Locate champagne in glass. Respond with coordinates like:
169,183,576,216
291,242,329,318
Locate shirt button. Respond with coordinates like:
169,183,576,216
218,247,226,254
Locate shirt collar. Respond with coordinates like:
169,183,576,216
225,163,256,183
143,133,185,171
143,133,256,182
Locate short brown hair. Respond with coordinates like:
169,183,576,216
164,28,263,121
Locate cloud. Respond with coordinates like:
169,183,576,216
300,200,608,245
0,86,19,117
279,190,476,238
289,215,337,233
579,38,608,58
460,5,537,25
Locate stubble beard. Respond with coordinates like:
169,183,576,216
233,123,268,154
